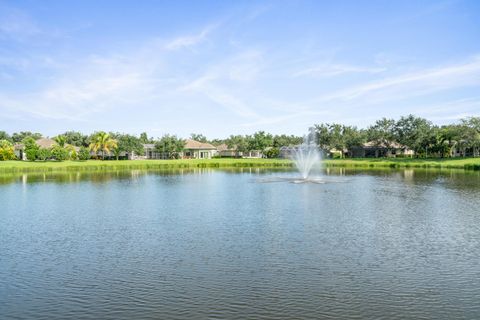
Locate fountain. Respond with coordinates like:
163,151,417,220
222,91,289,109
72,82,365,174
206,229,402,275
292,128,321,180
257,128,326,184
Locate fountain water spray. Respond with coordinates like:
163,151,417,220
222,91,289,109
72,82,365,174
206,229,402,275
293,128,321,180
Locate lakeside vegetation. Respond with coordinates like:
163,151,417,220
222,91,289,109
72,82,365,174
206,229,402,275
0,159,293,173
1,157,480,174
1,114,479,162
323,157,480,171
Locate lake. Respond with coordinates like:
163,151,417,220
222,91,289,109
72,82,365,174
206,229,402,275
1,168,479,319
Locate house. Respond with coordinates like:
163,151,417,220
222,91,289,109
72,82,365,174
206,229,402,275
279,146,296,159
14,138,57,160
348,142,414,158
450,146,479,157
182,139,217,159
216,144,241,158
142,139,218,159
141,144,163,159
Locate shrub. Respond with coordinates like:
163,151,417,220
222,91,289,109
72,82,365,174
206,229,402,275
0,140,16,160
50,145,69,161
22,137,39,161
264,147,280,159
37,148,51,161
78,146,91,160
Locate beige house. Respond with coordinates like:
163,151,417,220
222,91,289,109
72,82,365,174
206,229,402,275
216,144,241,157
14,138,57,160
142,139,218,159
182,139,217,159
349,141,414,158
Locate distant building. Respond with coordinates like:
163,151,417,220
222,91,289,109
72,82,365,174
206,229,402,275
142,139,217,160
14,138,57,160
348,142,414,158
182,139,217,159
216,144,241,158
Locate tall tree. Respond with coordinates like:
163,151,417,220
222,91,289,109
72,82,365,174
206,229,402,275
226,135,248,157
22,137,40,161
12,132,42,143
247,131,273,151
394,115,433,156
154,135,185,159
60,131,89,147
139,132,152,144
272,134,303,147
367,118,396,148
0,131,12,143
190,133,208,143
110,133,144,160
54,135,67,147
89,132,118,160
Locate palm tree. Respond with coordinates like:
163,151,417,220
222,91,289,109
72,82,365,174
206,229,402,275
89,132,117,160
54,135,67,147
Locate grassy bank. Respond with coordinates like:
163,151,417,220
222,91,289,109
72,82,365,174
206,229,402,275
1,157,480,173
0,159,293,173
322,157,480,171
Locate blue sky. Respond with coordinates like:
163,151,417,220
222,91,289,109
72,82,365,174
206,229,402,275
1,0,479,138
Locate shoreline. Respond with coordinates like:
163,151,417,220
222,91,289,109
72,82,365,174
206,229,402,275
0,157,480,173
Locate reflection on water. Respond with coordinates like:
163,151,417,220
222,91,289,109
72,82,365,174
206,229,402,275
1,168,480,320
0,167,292,185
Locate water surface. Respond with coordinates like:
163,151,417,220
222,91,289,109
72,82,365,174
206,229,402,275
1,168,479,319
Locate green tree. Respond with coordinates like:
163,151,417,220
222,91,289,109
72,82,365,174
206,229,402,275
66,145,77,160
139,132,152,144
37,148,51,161
394,115,433,157
344,126,366,152
314,123,332,151
50,145,69,161
154,135,185,159
89,132,118,160
60,131,89,147
460,117,480,156
264,147,280,158
0,140,16,160
12,132,42,143
54,135,67,147
0,131,12,143
22,137,39,161
226,135,248,157
247,131,273,152
78,146,91,160
367,118,396,148
272,134,303,147
190,133,208,143
110,133,144,160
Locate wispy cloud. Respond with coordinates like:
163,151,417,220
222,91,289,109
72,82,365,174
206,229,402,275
312,56,480,103
165,24,217,50
294,64,386,78
0,8,41,40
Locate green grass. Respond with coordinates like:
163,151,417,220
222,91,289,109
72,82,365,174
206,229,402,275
1,157,480,174
322,157,480,171
0,158,293,173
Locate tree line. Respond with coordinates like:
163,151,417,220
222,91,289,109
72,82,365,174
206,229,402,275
0,114,479,161
0,130,303,161
315,115,480,158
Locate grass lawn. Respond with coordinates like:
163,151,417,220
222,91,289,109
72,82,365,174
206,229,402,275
1,157,480,173
0,158,293,173
323,157,480,170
